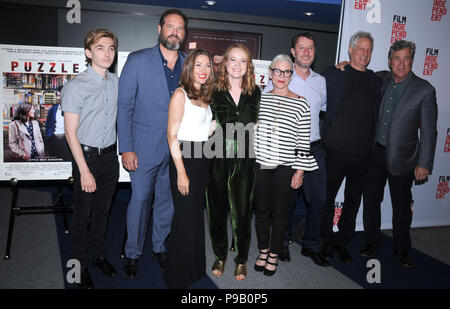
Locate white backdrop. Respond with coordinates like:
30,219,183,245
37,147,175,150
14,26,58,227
335,0,450,230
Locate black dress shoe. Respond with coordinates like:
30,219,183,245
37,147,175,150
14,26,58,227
358,244,379,258
279,246,291,262
322,242,334,260
93,257,117,277
152,251,168,268
335,245,352,263
301,248,330,267
394,249,414,268
124,257,139,278
78,267,94,289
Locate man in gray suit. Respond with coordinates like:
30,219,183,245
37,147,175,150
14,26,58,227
358,40,438,267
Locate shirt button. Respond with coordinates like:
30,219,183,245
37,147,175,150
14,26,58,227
171,75,174,78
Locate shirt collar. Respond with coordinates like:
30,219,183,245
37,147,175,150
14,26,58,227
391,71,413,86
158,45,181,65
86,64,110,83
292,65,317,80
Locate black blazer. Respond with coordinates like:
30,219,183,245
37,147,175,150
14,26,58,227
377,71,438,175
321,65,383,153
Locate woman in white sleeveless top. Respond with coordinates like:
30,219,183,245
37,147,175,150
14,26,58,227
164,49,215,289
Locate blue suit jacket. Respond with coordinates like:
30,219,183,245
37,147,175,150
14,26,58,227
117,45,186,165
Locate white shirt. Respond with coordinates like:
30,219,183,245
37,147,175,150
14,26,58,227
176,88,213,142
54,105,65,135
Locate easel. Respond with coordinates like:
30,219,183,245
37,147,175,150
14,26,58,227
4,177,74,260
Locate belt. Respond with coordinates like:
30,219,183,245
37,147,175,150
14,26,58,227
310,139,322,148
81,143,116,155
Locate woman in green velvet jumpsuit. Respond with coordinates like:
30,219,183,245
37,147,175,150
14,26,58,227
206,43,260,280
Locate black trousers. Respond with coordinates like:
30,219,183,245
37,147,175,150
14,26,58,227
71,148,119,267
322,148,369,246
254,164,295,254
164,141,209,289
363,143,414,250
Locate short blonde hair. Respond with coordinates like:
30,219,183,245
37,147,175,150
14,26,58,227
270,54,293,70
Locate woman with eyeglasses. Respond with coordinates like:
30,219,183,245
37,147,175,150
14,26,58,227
253,54,318,276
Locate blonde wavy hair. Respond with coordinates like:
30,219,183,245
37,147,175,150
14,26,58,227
215,43,256,95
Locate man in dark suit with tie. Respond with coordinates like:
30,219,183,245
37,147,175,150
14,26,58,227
117,9,187,277
358,40,438,267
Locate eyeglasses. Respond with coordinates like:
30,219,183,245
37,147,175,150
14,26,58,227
271,68,293,77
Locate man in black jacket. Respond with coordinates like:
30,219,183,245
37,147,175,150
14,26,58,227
321,31,382,263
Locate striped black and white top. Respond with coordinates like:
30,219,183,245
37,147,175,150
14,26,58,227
254,93,318,171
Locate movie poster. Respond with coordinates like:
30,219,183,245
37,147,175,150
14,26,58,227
0,44,86,180
182,28,262,60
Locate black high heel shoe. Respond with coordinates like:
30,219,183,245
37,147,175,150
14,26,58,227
263,253,278,276
254,249,269,272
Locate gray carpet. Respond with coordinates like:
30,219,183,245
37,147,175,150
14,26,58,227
204,215,361,289
0,188,64,289
1,187,449,289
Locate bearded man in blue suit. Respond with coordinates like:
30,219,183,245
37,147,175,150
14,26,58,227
117,9,187,277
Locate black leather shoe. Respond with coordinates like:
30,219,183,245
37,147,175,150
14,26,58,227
301,248,330,267
394,249,414,268
93,257,117,277
322,242,334,260
152,251,168,268
279,246,291,262
358,244,379,258
124,257,139,278
78,267,94,289
335,245,352,263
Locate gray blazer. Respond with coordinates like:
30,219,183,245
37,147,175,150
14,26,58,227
377,70,438,176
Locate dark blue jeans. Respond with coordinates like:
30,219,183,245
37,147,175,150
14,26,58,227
302,144,327,252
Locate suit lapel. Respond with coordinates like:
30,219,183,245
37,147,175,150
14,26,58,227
149,46,170,102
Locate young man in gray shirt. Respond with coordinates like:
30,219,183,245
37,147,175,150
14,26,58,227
62,29,119,289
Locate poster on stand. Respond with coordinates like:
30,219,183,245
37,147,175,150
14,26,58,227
0,44,86,181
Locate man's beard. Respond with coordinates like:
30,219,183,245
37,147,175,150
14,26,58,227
159,33,184,51
296,58,314,69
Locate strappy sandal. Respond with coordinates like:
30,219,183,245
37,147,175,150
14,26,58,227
254,249,269,272
264,253,278,276
212,260,226,277
234,264,247,280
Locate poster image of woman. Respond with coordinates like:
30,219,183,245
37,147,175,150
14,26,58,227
8,102,45,161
